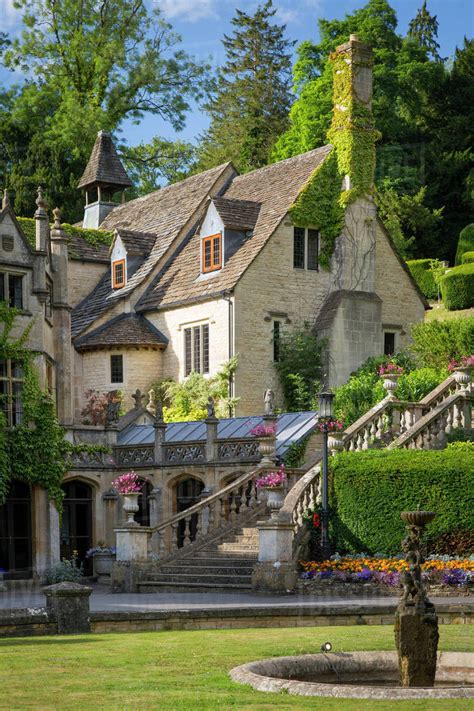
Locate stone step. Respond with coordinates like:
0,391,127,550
216,544,259,552
138,581,253,593
158,564,255,576
179,555,257,566
147,572,252,585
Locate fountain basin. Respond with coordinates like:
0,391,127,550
229,651,474,700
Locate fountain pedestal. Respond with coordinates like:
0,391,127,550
395,511,439,688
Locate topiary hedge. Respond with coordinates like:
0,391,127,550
440,263,474,310
330,449,474,555
461,251,474,264
406,259,437,299
455,223,474,265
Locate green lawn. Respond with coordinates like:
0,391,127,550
0,626,472,710
425,301,474,321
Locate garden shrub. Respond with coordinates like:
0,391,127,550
395,367,447,402
430,529,474,556
461,251,474,264
455,223,474,265
330,449,474,555
446,429,474,445
410,317,474,369
274,324,325,411
406,259,437,299
440,263,474,310
45,555,84,585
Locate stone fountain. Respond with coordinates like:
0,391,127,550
229,510,474,700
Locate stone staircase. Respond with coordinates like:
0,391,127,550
138,526,259,593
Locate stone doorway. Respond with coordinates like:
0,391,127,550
60,481,93,575
175,478,204,547
0,479,32,580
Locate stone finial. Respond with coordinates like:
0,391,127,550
349,33,360,42
2,189,10,209
131,388,144,410
206,396,216,419
154,399,164,423
53,206,62,229
35,186,48,219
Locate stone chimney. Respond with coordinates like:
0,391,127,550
328,34,378,198
78,130,132,229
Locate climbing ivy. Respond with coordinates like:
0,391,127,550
289,47,379,269
0,304,107,510
16,217,113,254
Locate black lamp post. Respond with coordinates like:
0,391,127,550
318,390,334,560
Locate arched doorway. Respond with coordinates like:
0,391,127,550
136,479,153,527
0,480,32,580
60,481,93,575
175,477,204,547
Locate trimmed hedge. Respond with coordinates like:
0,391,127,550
455,223,474,265
461,251,474,264
406,259,437,299
440,263,474,310
330,449,474,555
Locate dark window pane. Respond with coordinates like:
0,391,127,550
308,229,319,271
273,321,281,362
204,240,211,269
202,324,209,374
293,227,305,269
0,273,5,301
0,359,6,378
384,332,396,356
193,326,201,373
184,328,192,376
110,354,123,383
11,362,23,379
9,275,23,309
213,236,221,266
12,382,22,425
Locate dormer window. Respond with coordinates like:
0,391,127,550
112,259,126,289
202,234,222,273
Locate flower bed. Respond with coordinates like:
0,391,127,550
298,555,474,596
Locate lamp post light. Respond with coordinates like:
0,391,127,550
318,390,334,560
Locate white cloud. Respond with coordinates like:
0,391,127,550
157,0,218,22
1,0,21,29
274,6,299,24
274,0,323,25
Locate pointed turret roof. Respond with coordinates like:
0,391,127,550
78,130,132,190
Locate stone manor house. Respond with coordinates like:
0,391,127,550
0,36,428,581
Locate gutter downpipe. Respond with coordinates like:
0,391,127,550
223,290,234,417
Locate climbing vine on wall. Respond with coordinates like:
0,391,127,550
289,48,379,269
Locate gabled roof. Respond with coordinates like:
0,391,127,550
78,130,132,190
0,206,34,255
113,229,157,257
136,145,332,311
212,197,261,231
74,313,167,351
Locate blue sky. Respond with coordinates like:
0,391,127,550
1,0,473,148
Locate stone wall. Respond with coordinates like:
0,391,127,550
68,261,107,308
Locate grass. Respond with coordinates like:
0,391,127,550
425,301,474,321
0,625,472,710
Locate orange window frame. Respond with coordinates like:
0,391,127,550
202,234,222,273
112,259,126,289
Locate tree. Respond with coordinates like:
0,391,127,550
408,1,442,60
196,0,294,173
0,0,209,220
121,138,197,196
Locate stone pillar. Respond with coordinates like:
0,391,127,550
103,489,119,545
32,187,48,300
154,421,166,464
205,417,218,461
115,526,151,562
33,488,60,579
252,519,296,593
148,487,163,553
104,423,118,447
43,582,93,634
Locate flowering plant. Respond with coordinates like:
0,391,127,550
86,541,116,558
448,355,474,372
378,362,403,376
255,465,286,489
313,512,321,528
112,471,142,494
316,418,343,432
250,422,276,437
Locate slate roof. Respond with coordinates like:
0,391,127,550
212,197,261,230
136,145,332,311
78,131,132,190
74,313,167,351
114,229,157,257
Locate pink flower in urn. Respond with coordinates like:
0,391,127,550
112,471,142,494
378,362,403,376
249,422,277,437
317,418,344,432
448,355,474,372
255,465,286,489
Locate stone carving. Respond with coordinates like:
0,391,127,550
105,400,120,427
218,440,260,460
147,388,156,413
206,396,216,419
131,389,144,410
165,443,205,463
395,510,439,688
114,446,154,465
263,389,275,415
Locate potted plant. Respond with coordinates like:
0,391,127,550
317,418,345,452
379,362,404,398
112,471,142,525
86,541,116,579
255,465,287,518
448,355,474,393
250,421,277,466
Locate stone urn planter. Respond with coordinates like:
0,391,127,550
328,432,345,454
258,436,276,467
93,551,116,577
453,366,473,394
381,373,402,399
122,492,140,525
265,486,285,519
